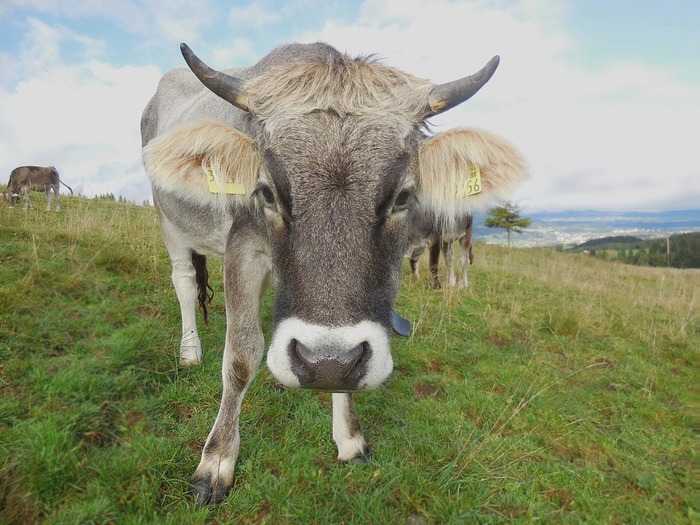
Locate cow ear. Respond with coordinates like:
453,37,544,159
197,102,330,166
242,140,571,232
143,121,260,204
416,127,527,221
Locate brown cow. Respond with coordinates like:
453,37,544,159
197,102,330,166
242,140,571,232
5,166,73,211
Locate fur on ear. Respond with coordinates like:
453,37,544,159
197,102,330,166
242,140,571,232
417,127,528,222
143,120,260,209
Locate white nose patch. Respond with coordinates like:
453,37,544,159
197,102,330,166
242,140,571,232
266,318,393,389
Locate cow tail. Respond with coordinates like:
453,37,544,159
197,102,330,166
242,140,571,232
192,252,214,324
60,180,74,195
465,215,474,265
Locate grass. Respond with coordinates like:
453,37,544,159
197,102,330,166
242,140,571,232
1,192,698,524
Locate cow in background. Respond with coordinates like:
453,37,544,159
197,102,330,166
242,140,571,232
408,207,474,289
5,166,73,211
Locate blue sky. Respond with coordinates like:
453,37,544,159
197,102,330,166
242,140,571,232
566,1,698,79
1,0,698,212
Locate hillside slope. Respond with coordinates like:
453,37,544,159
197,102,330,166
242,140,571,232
568,231,700,268
1,194,697,523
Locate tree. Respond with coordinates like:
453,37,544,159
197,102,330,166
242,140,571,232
484,202,532,248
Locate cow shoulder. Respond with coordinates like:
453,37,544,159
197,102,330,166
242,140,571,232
144,120,260,207
417,127,528,220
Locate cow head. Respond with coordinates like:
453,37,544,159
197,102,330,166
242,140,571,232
146,44,527,391
4,189,20,207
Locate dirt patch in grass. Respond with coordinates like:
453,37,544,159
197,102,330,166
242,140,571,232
173,403,196,422
543,488,574,509
549,440,611,468
484,504,528,519
487,331,509,349
80,402,122,448
0,467,41,524
125,411,145,428
186,439,204,453
427,359,442,374
414,382,445,401
48,343,67,357
252,499,272,524
138,304,161,319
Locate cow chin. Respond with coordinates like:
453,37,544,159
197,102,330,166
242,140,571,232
266,318,393,391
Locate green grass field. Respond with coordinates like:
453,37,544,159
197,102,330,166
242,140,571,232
1,193,697,524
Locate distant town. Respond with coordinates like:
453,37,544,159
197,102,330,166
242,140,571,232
473,209,700,248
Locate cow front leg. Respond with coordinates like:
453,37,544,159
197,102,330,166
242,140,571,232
190,334,262,505
332,393,371,463
190,231,270,505
22,188,32,210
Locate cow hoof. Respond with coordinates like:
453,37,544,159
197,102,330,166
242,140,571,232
189,474,231,506
179,356,201,367
179,345,202,366
347,447,372,464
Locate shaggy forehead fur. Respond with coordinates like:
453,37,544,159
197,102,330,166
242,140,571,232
244,52,435,127
263,111,414,216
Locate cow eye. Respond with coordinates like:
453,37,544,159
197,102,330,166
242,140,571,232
393,189,413,212
255,184,276,207
261,186,275,204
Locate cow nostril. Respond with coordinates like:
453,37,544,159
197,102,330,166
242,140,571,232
342,343,365,378
291,340,366,387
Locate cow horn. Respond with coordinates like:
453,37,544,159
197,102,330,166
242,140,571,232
427,55,500,116
180,43,249,111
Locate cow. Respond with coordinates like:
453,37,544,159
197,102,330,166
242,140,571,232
141,42,527,505
4,166,73,211
407,207,474,289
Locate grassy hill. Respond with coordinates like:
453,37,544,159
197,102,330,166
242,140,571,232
569,235,645,251
1,193,697,523
568,232,700,268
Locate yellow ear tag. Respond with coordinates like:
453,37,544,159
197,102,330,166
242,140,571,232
458,164,482,197
205,165,246,195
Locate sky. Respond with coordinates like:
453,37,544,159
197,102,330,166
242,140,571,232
0,0,698,212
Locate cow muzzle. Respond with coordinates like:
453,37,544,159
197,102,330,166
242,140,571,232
267,318,393,391
290,340,368,390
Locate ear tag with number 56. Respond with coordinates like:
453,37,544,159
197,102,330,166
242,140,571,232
458,164,482,197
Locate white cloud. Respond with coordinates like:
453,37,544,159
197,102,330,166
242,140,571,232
20,17,63,72
211,38,259,69
228,2,282,30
